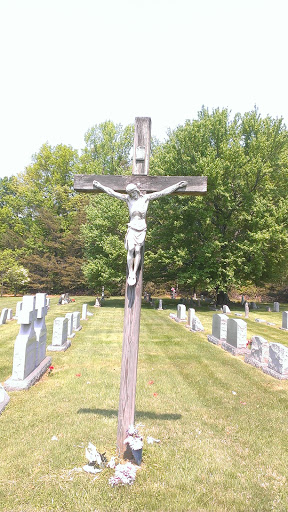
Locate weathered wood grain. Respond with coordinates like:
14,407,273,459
74,174,207,195
116,118,152,460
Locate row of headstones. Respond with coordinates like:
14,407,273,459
0,295,91,414
169,304,205,332
47,306,91,351
0,298,52,325
207,313,288,379
0,308,14,324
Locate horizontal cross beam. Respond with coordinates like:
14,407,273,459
74,174,207,196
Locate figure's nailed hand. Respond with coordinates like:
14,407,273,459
178,180,188,188
93,180,100,188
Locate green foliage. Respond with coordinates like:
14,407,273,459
82,195,127,293
79,120,134,175
5,264,30,295
0,143,88,294
145,107,288,293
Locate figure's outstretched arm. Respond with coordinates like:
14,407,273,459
93,180,127,201
147,181,188,201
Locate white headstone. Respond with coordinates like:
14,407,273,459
268,343,288,375
11,295,37,380
282,311,288,330
0,308,9,325
251,336,269,364
65,312,75,337
73,312,82,331
46,297,50,308
273,302,280,312
34,293,48,366
94,298,101,307
6,309,13,320
82,304,88,320
177,304,186,321
191,315,204,332
222,305,231,314
15,301,23,318
187,308,195,328
51,318,69,347
245,303,249,318
226,318,247,349
157,299,163,310
212,313,228,341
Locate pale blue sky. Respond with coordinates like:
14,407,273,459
0,0,287,178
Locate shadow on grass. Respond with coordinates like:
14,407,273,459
77,408,181,421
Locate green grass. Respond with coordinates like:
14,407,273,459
1,296,288,511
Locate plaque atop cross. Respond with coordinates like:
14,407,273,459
74,117,207,462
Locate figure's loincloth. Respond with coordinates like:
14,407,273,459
124,225,147,251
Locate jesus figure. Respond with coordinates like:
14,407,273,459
93,179,188,286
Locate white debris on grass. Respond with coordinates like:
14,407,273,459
83,465,103,475
51,436,58,441
146,436,160,444
109,462,139,487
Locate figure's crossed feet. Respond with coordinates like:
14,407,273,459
128,272,136,286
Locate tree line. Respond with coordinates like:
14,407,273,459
1,108,287,298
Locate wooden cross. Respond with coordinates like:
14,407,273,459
74,117,207,462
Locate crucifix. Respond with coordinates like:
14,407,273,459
74,117,207,462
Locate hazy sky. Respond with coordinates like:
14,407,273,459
0,0,287,178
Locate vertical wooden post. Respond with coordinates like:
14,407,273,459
117,118,151,459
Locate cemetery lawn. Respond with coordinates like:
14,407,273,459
1,296,288,512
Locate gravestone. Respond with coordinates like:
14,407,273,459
82,304,88,320
6,309,13,321
177,304,186,322
46,297,50,309
15,301,23,319
245,302,249,318
34,293,48,366
222,318,247,355
47,317,71,352
65,313,75,338
263,343,288,379
281,311,288,330
73,312,82,331
157,299,163,311
223,305,231,314
0,308,8,325
191,315,204,332
274,302,280,312
94,298,101,307
245,336,269,368
0,384,10,415
207,313,228,345
241,295,245,306
4,295,51,390
251,302,257,310
187,308,195,329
